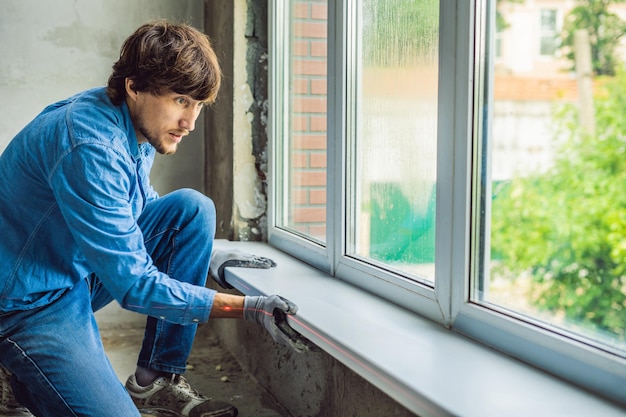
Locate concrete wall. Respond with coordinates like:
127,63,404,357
205,0,271,241
0,0,205,195
205,281,417,417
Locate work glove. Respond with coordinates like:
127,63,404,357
209,248,277,289
243,295,316,353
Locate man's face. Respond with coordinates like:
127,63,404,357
127,88,206,155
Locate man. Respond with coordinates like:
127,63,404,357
0,21,308,417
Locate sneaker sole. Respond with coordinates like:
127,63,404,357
137,410,179,417
137,407,237,417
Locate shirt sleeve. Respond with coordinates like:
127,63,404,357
122,274,214,324
137,143,160,204
49,142,215,325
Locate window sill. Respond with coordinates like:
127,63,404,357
215,240,625,417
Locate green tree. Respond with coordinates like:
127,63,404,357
490,70,626,341
496,0,524,32
560,0,626,76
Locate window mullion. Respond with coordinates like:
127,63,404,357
436,0,476,325
327,0,348,275
268,0,286,238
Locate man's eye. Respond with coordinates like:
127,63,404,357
176,97,188,105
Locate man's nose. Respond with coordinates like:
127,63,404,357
180,107,201,132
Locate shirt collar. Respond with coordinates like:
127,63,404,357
120,100,141,160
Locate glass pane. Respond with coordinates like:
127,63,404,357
350,0,439,282
540,36,557,56
540,9,558,56
540,9,556,31
284,0,328,243
476,0,625,354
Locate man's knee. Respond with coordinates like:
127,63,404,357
164,188,216,228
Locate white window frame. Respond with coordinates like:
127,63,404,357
268,0,626,406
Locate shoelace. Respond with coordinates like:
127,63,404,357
168,375,206,401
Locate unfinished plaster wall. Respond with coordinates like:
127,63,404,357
204,1,235,238
0,0,205,195
205,0,270,241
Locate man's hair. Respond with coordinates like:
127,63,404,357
107,20,221,106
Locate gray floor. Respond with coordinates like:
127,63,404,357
96,304,291,417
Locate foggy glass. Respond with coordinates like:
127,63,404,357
350,0,439,281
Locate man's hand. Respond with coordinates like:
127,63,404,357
243,295,316,353
209,248,277,288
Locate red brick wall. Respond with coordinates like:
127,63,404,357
289,0,328,239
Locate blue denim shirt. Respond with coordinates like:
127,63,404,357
0,87,214,324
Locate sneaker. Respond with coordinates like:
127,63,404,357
125,374,238,417
0,367,34,416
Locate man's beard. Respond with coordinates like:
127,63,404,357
138,124,177,155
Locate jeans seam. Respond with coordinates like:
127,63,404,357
7,337,79,417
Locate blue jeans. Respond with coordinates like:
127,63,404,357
0,189,216,416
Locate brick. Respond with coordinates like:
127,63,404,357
309,152,326,168
309,115,327,132
293,206,326,223
292,40,309,56
493,75,579,101
292,170,326,186
294,21,327,39
291,188,308,205
311,3,328,20
293,3,309,19
291,152,308,168
292,78,309,94
293,60,327,76
309,188,327,204
307,224,327,238
310,40,327,57
293,96,327,113
293,134,326,150
310,79,327,95
290,224,309,234
291,116,308,131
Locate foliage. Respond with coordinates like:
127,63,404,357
495,0,524,32
560,0,626,76
490,70,626,340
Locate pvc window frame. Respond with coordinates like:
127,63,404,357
268,0,626,406
269,0,452,324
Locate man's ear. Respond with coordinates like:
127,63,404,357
125,78,138,101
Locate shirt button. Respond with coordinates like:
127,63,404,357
192,318,199,322
160,316,166,320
